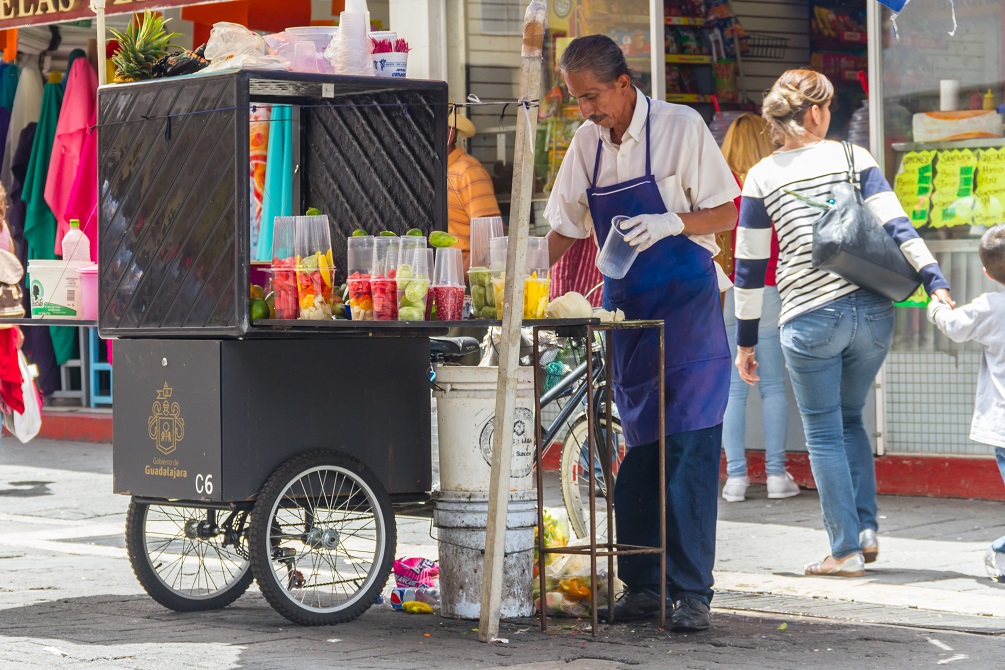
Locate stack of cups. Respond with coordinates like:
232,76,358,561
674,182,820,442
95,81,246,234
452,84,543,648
396,237,430,321
271,217,299,319
524,237,550,319
371,237,399,320
467,217,504,320
489,237,510,319
326,8,372,76
347,235,374,320
432,247,464,321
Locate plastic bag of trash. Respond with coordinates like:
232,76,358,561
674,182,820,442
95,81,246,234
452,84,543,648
393,557,439,588
534,507,571,568
533,542,620,617
203,22,289,72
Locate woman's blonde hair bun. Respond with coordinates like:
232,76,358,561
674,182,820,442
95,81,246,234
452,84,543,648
761,69,834,143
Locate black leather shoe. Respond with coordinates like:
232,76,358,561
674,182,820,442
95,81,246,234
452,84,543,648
598,588,663,622
670,596,710,631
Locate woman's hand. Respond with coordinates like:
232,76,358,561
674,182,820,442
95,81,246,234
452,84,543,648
932,288,955,308
735,345,759,385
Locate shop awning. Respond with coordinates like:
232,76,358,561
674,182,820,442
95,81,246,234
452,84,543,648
0,0,233,31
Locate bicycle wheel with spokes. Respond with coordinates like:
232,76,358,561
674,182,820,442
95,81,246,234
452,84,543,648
125,501,254,612
248,450,395,626
560,413,626,541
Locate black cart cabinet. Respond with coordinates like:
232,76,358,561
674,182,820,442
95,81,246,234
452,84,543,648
100,72,449,626
113,337,432,502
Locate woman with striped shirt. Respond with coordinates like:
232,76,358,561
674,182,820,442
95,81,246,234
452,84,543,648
733,70,954,577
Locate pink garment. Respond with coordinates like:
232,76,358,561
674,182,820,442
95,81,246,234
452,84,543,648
62,108,98,262
0,225,11,254
45,58,97,256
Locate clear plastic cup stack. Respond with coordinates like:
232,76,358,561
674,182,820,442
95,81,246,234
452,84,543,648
432,247,464,321
524,236,550,320
396,240,430,321
371,237,399,320
271,216,299,319
347,235,374,320
294,215,335,320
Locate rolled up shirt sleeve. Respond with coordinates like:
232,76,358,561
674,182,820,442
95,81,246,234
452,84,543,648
543,128,595,240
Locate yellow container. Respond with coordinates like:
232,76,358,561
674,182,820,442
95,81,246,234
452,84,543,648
523,276,550,319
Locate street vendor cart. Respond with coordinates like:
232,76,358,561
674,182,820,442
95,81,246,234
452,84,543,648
98,70,455,626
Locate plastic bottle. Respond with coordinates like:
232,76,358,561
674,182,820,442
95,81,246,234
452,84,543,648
983,89,997,111
61,219,91,262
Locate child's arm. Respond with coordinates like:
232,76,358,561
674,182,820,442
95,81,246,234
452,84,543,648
926,294,993,344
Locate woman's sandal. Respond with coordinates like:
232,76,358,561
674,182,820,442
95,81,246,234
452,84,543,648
860,529,879,564
804,553,866,577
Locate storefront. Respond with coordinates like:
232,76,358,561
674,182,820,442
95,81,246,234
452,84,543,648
870,0,1004,458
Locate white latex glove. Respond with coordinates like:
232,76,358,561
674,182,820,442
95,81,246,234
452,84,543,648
619,212,685,252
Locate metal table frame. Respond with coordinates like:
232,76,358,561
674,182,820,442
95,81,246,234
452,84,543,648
532,319,666,633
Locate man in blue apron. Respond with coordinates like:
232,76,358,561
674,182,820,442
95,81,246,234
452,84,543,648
544,35,739,631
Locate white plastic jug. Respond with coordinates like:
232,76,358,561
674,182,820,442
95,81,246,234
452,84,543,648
61,219,91,262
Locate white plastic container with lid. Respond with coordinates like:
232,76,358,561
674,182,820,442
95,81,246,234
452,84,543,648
61,219,91,262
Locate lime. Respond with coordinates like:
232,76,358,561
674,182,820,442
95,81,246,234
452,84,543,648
305,207,322,216
405,228,424,237
250,298,270,321
352,229,369,237
379,231,398,237
397,263,414,279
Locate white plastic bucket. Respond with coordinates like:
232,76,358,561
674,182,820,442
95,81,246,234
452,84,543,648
433,490,536,619
432,366,536,492
27,260,88,318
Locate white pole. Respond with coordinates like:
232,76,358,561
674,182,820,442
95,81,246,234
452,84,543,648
478,0,547,644
92,0,107,86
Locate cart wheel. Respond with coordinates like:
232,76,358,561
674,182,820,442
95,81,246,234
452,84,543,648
560,413,626,541
125,500,254,611
248,450,396,626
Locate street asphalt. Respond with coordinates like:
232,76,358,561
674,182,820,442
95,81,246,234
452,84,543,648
0,437,1002,669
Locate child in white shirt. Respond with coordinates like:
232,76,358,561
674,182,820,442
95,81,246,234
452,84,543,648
928,223,1005,581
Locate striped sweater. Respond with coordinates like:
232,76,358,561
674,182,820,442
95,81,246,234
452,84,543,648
734,141,949,347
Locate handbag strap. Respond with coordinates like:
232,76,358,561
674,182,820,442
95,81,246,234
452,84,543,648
842,141,859,189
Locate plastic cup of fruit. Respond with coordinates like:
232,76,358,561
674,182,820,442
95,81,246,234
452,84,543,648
271,255,300,319
296,251,335,320
347,271,374,321
492,273,507,319
523,274,550,320
396,273,430,322
371,271,398,321
467,267,495,319
432,285,464,321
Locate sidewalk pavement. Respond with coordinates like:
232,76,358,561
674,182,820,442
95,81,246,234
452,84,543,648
0,438,1002,670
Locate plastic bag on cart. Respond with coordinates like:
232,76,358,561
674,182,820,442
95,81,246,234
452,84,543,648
533,541,621,618
2,350,41,443
203,22,290,72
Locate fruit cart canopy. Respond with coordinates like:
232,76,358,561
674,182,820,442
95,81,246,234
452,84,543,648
0,0,231,31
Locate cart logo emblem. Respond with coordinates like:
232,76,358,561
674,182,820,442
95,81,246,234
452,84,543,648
148,383,185,455
478,407,535,478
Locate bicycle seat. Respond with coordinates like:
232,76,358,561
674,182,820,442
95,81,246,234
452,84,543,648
430,336,480,359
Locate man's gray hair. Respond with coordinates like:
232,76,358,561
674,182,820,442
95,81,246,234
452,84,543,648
558,34,632,84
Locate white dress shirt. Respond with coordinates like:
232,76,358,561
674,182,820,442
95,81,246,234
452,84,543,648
543,88,739,287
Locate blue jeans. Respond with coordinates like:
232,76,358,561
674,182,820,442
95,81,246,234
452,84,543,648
613,425,721,604
780,290,894,559
993,447,1005,554
723,287,789,477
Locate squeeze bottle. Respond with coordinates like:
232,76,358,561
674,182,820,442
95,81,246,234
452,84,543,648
983,89,997,111
61,219,91,262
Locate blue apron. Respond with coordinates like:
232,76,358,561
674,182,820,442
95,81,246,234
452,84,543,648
586,96,730,447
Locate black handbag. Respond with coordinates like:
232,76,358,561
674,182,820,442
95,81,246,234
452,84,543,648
810,142,921,303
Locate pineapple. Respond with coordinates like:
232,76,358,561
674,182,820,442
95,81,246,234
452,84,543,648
109,11,183,82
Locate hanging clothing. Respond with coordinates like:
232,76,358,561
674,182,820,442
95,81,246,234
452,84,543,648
64,109,98,262
256,104,293,262
1,62,42,187
0,62,19,110
8,122,60,396
46,57,98,253
0,327,24,415
22,82,74,366
249,104,272,259
61,49,87,89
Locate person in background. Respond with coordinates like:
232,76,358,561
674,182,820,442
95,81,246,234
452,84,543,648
719,113,799,503
447,107,501,271
734,70,953,577
926,224,1005,582
545,35,739,630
